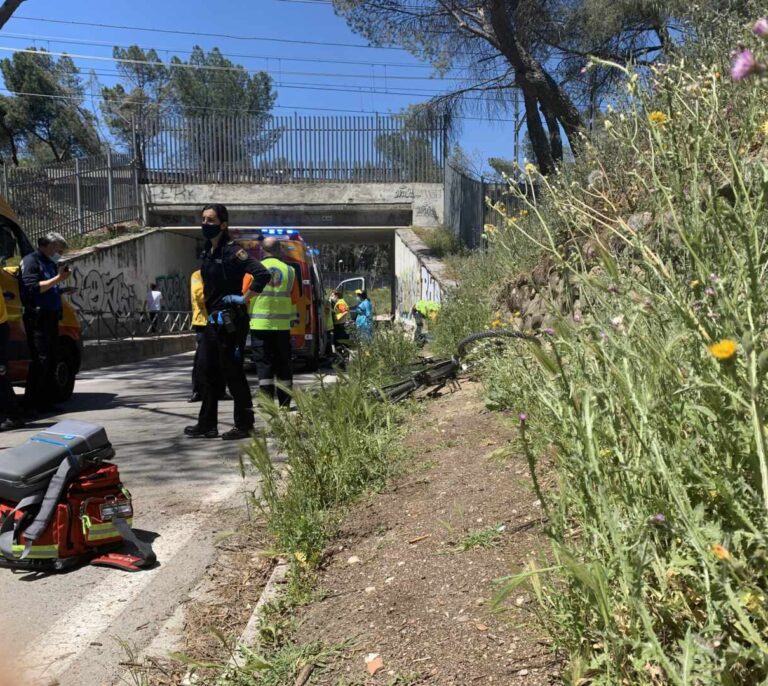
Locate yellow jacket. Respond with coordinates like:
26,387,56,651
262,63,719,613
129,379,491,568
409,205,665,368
190,270,207,327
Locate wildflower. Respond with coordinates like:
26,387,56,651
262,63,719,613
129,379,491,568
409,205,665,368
519,209,529,217
599,330,608,340
649,513,667,527
490,318,503,329
760,120,768,137
712,543,731,561
610,314,625,330
740,589,765,613
542,327,555,336
573,313,582,323
690,279,701,289
294,551,309,568
704,287,716,297
731,49,761,81
524,162,537,176
755,18,768,37
648,111,670,127
708,339,738,361
709,273,719,283
603,119,613,130
518,412,528,423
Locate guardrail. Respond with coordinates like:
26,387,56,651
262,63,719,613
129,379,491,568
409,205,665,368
78,310,193,342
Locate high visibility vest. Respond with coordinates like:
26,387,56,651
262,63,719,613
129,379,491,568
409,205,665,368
249,258,296,331
190,270,207,327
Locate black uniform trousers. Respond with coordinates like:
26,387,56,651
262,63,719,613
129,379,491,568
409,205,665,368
23,309,60,410
251,329,293,408
192,325,227,397
197,308,254,431
0,322,21,420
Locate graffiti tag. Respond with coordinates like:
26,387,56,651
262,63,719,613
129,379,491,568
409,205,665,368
69,268,137,315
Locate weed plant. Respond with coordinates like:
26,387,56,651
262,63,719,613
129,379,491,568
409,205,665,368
460,21,768,686
244,327,418,566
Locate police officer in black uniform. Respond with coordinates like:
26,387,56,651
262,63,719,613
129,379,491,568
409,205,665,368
184,204,270,441
20,231,71,412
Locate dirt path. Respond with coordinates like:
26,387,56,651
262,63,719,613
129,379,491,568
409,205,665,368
291,382,559,684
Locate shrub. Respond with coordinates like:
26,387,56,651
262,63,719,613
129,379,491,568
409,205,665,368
479,26,768,686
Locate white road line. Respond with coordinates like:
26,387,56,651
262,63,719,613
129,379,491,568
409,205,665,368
15,477,248,686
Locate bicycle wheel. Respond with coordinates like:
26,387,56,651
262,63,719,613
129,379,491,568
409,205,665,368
456,330,539,359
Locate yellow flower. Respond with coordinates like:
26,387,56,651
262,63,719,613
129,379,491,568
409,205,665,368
760,120,768,137
293,551,309,568
690,279,701,289
519,209,529,217
708,339,738,361
524,162,537,175
712,543,731,561
490,318,503,330
648,111,670,127
740,590,765,613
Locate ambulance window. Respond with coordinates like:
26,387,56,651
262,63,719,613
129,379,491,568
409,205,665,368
0,223,18,267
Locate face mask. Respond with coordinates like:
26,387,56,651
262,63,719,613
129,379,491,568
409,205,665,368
50,253,62,264
202,223,221,240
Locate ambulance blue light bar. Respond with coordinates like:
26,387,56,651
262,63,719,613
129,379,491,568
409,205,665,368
261,228,299,236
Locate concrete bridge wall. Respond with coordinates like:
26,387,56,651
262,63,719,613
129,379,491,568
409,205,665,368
63,229,200,315
144,182,444,228
393,229,456,321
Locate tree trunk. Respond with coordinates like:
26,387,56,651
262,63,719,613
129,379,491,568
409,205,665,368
486,0,584,165
0,0,25,31
541,103,563,165
521,86,554,175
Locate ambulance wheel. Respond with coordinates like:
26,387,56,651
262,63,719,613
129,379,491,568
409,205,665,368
51,338,78,401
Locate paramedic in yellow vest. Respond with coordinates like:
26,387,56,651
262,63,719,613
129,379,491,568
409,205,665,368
249,237,297,408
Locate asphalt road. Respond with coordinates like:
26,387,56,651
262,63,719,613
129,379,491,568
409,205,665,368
0,352,320,686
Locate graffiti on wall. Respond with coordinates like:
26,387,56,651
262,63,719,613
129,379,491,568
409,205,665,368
155,273,188,311
69,268,137,315
421,265,442,304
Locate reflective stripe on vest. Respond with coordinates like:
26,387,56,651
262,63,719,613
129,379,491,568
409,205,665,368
249,258,295,331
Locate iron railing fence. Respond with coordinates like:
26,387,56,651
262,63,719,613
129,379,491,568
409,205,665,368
443,164,531,248
140,114,446,184
2,152,142,242
79,309,192,342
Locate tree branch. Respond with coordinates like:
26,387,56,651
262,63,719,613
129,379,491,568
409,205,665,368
0,0,25,31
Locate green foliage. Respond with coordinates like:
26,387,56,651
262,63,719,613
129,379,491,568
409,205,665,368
0,49,101,163
244,328,417,564
416,226,463,259
469,26,768,683
170,46,275,117
455,524,506,551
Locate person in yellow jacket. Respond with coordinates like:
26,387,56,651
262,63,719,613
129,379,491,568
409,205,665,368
0,289,23,430
249,237,297,408
189,270,251,402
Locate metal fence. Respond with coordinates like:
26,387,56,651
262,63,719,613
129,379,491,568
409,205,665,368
79,309,192,342
2,152,142,242
140,114,446,184
443,164,529,248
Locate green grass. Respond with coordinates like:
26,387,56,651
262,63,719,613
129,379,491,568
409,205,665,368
455,524,506,551
414,225,463,258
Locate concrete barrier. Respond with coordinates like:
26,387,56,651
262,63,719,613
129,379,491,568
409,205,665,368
393,229,456,320
81,334,196,371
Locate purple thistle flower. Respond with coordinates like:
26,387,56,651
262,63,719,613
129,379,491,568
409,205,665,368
731,49,759,81
599,330,608,340
573,313,582,323
755,18,768,37
650,513,667,527
705,287,716,297
608,284,620,295
542,327,556,336
709,273,719,283
518,412,528,423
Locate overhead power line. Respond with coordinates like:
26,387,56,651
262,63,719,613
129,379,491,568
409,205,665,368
0,87,518,122
11,15,407,51
0,46,465,82
0,30,451,71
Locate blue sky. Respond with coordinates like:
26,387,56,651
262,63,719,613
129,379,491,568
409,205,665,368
1,0,518,174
